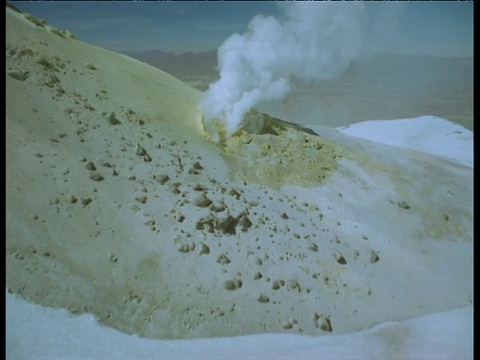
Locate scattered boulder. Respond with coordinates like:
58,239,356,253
89,173,104,182
224,279,242,291
8,71,29,81
217,215,238,235
257,294,270,303
194,194,213,208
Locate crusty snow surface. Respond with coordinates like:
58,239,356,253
7,115,473,359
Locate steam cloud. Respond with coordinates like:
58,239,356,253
199,1,366,139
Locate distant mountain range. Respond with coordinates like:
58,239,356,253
121,49,472,82
121,49,473,130
120,49,218,78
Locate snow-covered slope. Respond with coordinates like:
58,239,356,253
6,290,473,360
6,6,473,359
334,116,473,167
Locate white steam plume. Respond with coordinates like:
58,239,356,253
199,1,366,139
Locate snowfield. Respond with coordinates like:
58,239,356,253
335,116,473,168
6,290,474,359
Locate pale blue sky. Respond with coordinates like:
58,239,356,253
11,1,473,57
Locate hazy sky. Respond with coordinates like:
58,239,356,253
11,1,473,57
